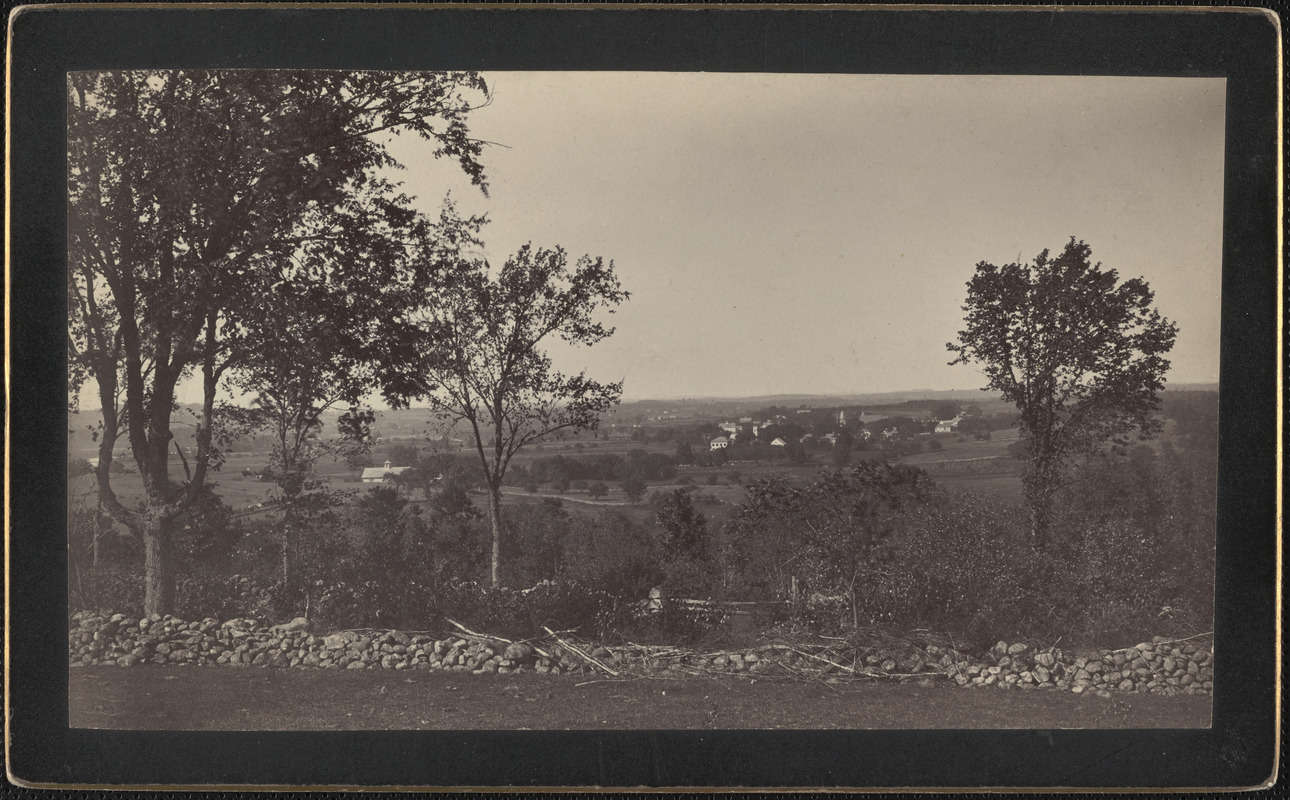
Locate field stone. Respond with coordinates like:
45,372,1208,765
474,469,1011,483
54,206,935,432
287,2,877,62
1006,643,1029,655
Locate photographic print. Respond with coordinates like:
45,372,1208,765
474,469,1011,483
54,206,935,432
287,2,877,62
9,5,1278,790
65,71,1224,733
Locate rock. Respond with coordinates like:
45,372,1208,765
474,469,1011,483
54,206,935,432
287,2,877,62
323,633,352,650
1007,642,1029,655
993,640,1009,655
1034,653,1055,669
1033,666,1050,684
505,642,535,662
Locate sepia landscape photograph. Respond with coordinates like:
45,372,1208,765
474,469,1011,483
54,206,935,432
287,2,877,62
66,70,1224,732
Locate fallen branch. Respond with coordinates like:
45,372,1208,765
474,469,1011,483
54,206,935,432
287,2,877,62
446,618,555,661
544,626,619,676
790,647,858,674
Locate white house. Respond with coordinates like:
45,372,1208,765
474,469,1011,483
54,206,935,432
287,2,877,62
710,436,730,451
935,415,962,434
361,460,409,483
770,437,788,447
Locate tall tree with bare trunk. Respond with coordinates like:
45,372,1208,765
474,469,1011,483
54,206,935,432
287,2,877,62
406,244,628,587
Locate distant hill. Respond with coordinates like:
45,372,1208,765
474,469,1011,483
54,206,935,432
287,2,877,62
69,382,1218,457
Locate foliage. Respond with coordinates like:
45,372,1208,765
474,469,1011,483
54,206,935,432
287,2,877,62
726,464,932,621
948,238,1178,548
67,69,492,615
621,474,648,504
406,243,628,586
652,490,708,559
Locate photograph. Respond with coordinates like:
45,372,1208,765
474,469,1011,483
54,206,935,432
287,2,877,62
8,4,1279,790
64,70,1224,733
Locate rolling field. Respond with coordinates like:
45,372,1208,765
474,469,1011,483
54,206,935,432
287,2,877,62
69,424,1027,522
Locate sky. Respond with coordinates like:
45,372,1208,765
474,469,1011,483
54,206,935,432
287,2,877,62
377,72,1225,402
139,72,1224,408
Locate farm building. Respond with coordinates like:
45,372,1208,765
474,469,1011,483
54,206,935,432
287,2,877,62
935,416,962,434
710,436,730,451
361,460,409,483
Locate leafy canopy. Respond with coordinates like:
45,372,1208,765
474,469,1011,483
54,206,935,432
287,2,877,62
947,238,1177,545
410,243,629,486
947,238,1177,456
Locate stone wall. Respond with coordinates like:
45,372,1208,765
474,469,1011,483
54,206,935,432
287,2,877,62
68,611,1212,696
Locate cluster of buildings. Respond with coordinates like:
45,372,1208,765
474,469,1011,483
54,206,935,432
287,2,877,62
708,410,964,451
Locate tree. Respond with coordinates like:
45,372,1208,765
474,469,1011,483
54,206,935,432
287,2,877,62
588,482,609,500
68,70,491,615
407,244,629,586
947,238,1177,548
346,451,374,476
729,464,930,627
653,489,707,558
931,401,961,421
621,474,648,505
832,430,854,467
233,349,375,593
387,443,421,467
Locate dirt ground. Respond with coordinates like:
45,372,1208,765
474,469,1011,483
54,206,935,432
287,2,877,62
69,666,1211,731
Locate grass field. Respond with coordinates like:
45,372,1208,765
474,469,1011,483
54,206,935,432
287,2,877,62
69,424,1027,522
69,665,1210,731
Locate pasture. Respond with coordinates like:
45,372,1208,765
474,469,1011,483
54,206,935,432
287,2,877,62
68,422,1028,520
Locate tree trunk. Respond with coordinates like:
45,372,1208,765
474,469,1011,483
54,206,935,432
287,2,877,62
142,506,176,617
92,502,102,567
1022,462,1056,550
486,484,504,587
282,519,296,591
